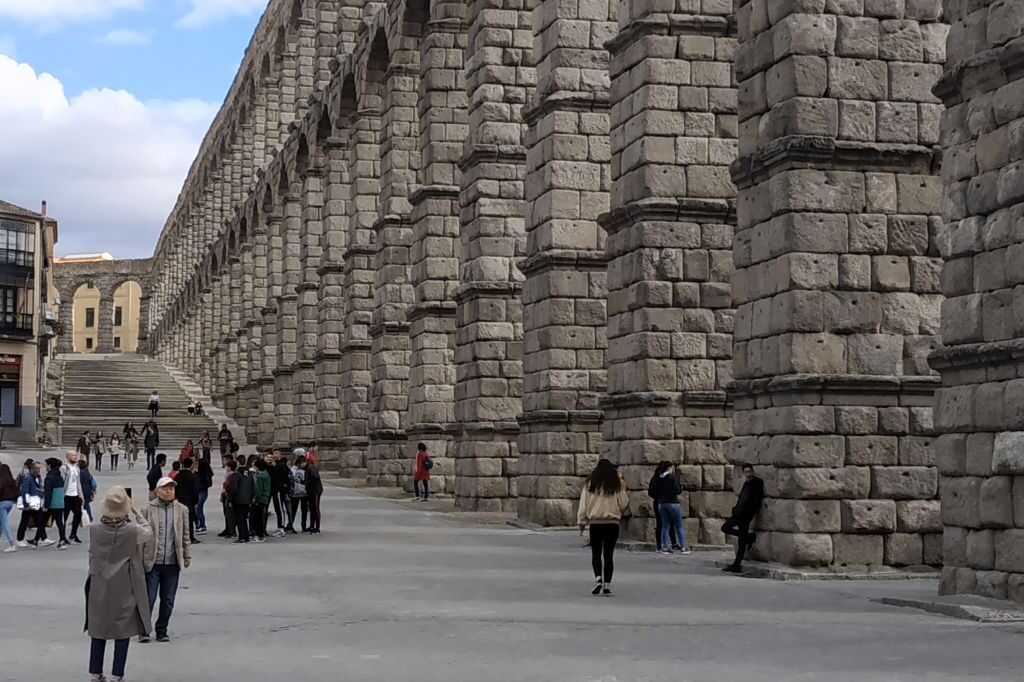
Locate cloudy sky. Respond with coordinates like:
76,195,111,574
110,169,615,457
0,0,267,258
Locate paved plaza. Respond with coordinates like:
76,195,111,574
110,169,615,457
1,452,1022,682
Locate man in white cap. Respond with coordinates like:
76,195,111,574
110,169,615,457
139,476,191,643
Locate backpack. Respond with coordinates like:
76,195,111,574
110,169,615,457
423,456,434,471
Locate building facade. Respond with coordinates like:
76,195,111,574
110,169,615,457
0,200,59,444
137,0,1024,601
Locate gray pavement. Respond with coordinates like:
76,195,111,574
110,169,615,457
1,449,1022,681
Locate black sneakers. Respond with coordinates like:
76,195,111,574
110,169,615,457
591,579,603,596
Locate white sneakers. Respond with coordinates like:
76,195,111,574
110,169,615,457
39,539,55,547
16,540,27,548
3,545,15,553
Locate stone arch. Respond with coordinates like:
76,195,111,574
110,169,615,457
53,259,154,355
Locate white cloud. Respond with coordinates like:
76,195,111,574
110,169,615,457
0,0,143,25
99,29,153,46
176,0,266,28
0,55,217,258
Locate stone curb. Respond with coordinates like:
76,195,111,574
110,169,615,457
712,558,940,581
876,597,1024,623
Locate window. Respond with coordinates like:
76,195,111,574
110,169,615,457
0,219,34,268
114,305,123,327
85,307,95,328
86,337,94,349
114,336,121,349
0,286,30,334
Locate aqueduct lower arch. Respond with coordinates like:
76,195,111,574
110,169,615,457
134,0,1024,603
54,258,153,355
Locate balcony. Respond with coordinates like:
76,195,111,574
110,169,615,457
0,313,32,337
0,248,33,274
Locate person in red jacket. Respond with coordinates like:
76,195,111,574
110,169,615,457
413,443,431,502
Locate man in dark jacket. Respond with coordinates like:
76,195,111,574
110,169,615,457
144,423,160,470
218,425,233,457
299,456,322,535
174,458,201,544
722,464,765,573
227,461,254,543
76,431,91,458
147,453,167,499
268,451,290,537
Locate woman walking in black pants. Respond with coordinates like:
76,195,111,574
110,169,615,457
577,459,629,596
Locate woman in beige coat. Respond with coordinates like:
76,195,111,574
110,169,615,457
85,486,152,682
577,459,630,596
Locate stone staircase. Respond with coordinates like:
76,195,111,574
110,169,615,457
58,354,248,453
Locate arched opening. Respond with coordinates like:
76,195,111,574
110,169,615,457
111,281,142,353
71,282,99,353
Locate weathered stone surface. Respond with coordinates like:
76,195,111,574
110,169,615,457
933,1,1024,604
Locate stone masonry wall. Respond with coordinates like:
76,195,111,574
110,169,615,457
728,0,946,568
932,0,1024,602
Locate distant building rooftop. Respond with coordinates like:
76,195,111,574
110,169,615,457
0,199,44,220
55,253,115,264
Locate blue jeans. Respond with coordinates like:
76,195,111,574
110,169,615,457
0,500,13,543
196,489,208,529
89,637,129,677
145,564,180,636
658,502,686,550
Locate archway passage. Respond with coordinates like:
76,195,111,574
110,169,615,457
111,280,142,352
70,282,100,353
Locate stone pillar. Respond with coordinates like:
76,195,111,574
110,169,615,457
315,1,339,91
406,2,468,496
56,297,74,354
316,136,350,472
274,190,301,449
224,255,242,418
932,1,1024,602
367,51,419,488
96,291,115,353
200,288,215,397
452,0,534,511
295,15,318,121
260,209,284,449
236,243,254,429
247,217,270,447
337,95,379,479
600,0,737,544
728,0,944,568
137,294,151,353
280,31,299,143
517,0,613,526
264,72,280,162
292,164,324,447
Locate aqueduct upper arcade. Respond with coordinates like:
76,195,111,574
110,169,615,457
141,0,1024,602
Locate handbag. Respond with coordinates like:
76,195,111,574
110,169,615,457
16,495,41,511
50,486,66,510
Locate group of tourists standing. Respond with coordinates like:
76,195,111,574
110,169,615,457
0,452,97,551
576,459,764,595
143,446,322,545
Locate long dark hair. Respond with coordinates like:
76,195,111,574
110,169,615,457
588,459,622,495
655,460,673,476
0,463,14,487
